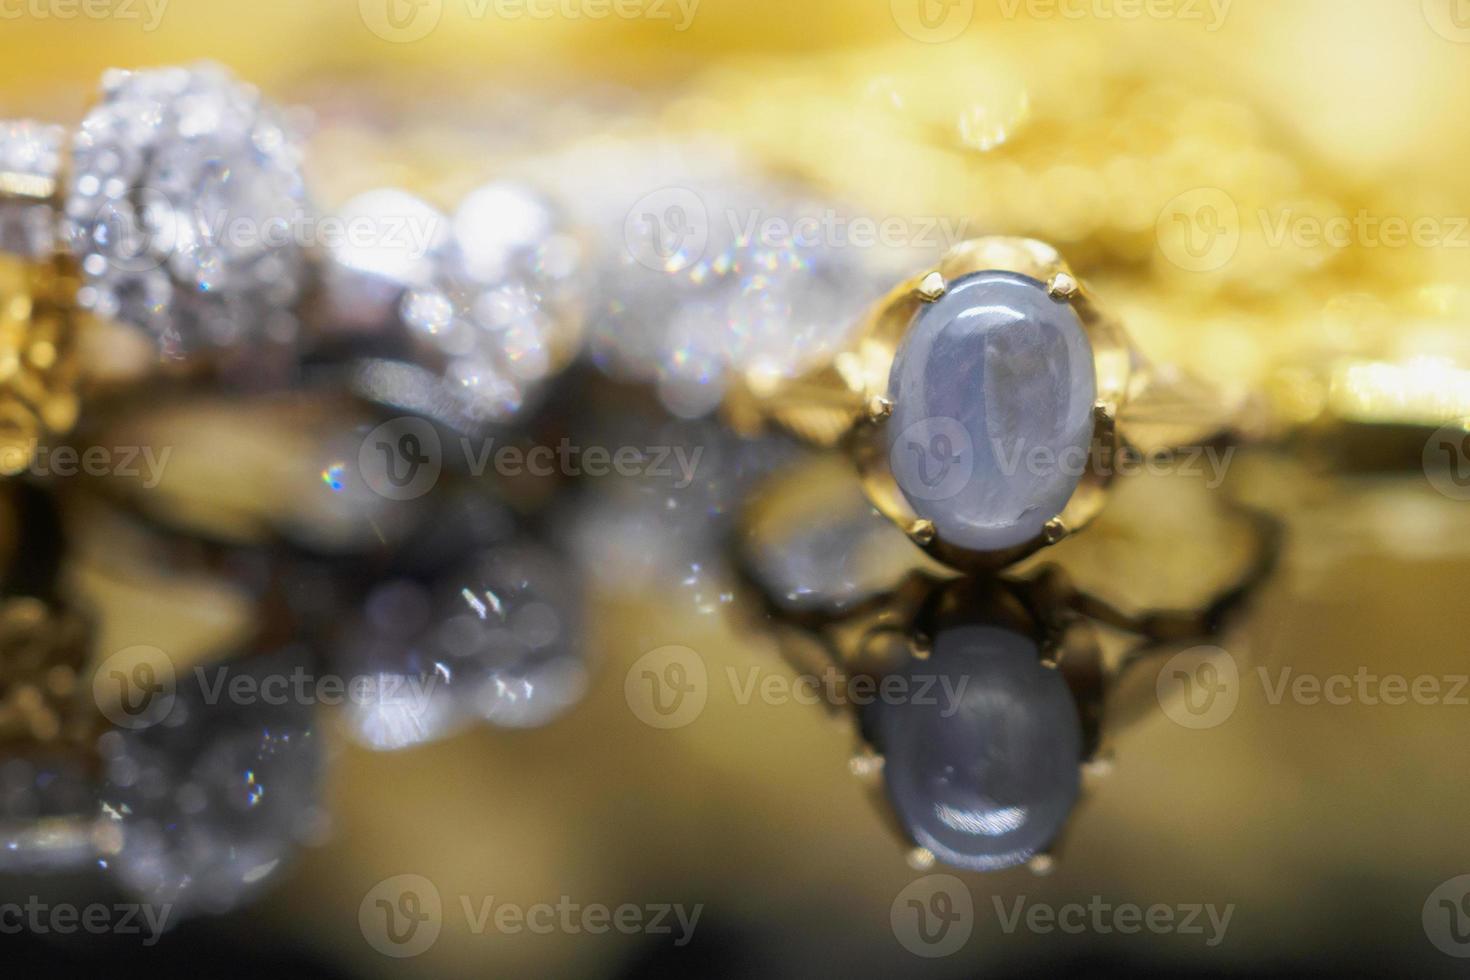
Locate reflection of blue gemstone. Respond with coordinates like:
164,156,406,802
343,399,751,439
886,271,1096,551
875,624,1082,871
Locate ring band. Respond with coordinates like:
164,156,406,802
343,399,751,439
0,216,79,476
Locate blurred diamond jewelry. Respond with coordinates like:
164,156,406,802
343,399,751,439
729,236,1255,571
323,180,593,430
517,137,898,420
0,64,594,437
1,64,311,358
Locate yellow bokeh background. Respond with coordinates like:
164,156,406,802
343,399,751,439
9,3,1470,977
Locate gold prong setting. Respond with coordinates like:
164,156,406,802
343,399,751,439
848,750,885,780
1043,517,1069,545
866,395,893,425
905,519,937,547
1047,271,1079,300
915,271,947,303
1028,853,1057,876
906,847,937,871
908,633,933,660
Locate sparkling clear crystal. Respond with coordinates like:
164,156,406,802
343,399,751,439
64,63,311,354
527,138,908,419
592,178,888,419
398,181,589,426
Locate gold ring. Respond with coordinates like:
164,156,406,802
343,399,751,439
0,131,80,476
726,236,1253,571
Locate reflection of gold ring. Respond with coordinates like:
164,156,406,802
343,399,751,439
730,451,1282,873
0,596,94,749
0,593,105,875
727,236,1251,571
0,481,102,872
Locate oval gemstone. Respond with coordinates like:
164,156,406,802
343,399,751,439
886,271,1096,552
874,624,1082,871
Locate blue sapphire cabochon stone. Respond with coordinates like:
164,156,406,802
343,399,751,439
886,270,1097,552
875,624,1083,871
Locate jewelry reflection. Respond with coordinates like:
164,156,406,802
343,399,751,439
331,536,589,750
0,598,100,874
862,577,1100,873
0,452,597,933
97,646,325,918
0,491,325,922
733,452,1279,873
0,485,103,874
